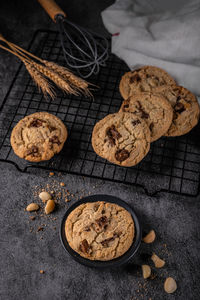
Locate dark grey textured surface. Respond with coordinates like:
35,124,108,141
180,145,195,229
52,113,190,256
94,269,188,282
0,1,200,300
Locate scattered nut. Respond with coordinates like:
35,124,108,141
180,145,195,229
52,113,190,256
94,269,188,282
164,277,177,294
151,253,165,268
45,199,55,214
60,182,65,187
40,270,45,274
26,203,39,212
142,265,151,279
39,191,52,203
143,230,156,243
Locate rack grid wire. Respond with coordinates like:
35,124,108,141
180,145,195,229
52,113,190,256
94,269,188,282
0,30,200,197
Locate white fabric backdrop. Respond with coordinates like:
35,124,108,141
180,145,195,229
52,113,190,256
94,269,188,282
102,0,200,97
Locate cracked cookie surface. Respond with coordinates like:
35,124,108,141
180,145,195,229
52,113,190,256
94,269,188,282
92,112,150,167
154,85,200,136
65,201,135,261
10,112,67,162
119,66,176,99
120,92,173,142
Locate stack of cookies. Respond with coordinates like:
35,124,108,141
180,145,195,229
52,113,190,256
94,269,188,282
92,66,200,167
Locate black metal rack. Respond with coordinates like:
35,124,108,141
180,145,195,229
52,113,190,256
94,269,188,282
0,30,200,196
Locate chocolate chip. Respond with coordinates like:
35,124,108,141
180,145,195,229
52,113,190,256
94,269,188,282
177,96,181,101
96,216,108,227
106,125,121,146
132,119,141,126
129,74,141,84
101,233,119,247
26,146,39,156
136,101,149,119
122,99,130,111
101,237,114,247
122,104,129,111
174,102,185,113
29,118,45,128
80,239,91,254
102,209,105,214
49,135,61,145
93,204,99,212
84,226,91,232
149,123,154,131
115,149,130,162
48,126,57,132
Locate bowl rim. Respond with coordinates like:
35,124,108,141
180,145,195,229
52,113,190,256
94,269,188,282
60,194,142,268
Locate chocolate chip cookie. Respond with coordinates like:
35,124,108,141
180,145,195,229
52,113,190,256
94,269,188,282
119,66,176,99
119,92,173,142
92,112,150,167
10,112,67,162
154,85,200,136
65,201,135,261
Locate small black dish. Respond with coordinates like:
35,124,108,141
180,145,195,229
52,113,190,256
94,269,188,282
60,194,142,268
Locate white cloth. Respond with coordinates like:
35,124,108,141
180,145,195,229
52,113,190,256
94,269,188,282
102,0,200,97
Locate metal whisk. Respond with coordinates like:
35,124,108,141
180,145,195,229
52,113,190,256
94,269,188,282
38,0,109,78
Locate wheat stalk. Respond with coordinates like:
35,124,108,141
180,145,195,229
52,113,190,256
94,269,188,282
0,35,93,99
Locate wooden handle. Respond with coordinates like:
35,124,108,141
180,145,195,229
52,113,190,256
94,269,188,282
37,0,66,22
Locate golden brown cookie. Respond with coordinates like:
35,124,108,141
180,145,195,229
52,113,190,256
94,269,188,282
119,92,173,142
10,112,67,162
92,112,150,167
154,85,200,136
119,66,176,99
65,201,135,261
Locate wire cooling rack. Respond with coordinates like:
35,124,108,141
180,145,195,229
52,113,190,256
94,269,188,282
0,30,200,197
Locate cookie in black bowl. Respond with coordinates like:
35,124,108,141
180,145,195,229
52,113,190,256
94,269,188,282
60,194,141,268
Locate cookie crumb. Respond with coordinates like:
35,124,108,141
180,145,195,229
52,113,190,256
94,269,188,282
40,270,44,274
60,182,65,187
30,216,36,221
37,226,44,232
49,172,54,176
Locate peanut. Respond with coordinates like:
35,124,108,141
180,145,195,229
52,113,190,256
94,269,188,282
151,253,165,268
45,199,55,214
142,264,151,279
143,230,156,243
164,277,177,294
26,203,39,212
39,191,51,203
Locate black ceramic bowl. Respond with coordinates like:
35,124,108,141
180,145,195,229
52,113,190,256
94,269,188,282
60,194,142,268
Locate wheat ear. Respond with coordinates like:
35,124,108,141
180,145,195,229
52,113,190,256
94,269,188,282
24,61,55,99
43,61,92,96
31,61,79,96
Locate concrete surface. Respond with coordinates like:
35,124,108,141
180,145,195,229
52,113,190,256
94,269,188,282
0,1,200,300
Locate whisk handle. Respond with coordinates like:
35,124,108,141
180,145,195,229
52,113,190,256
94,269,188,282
37,0,66,22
